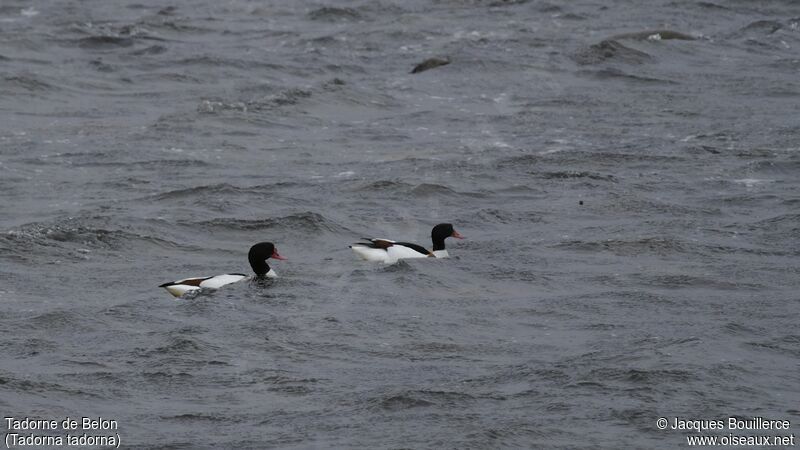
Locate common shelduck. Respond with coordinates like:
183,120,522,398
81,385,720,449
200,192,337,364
350,223,464,264
159,242,286,297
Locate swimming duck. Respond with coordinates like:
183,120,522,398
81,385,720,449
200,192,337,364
350,223,464,264
159,242,286,297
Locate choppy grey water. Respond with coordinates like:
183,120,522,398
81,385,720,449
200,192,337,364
1,0,799,448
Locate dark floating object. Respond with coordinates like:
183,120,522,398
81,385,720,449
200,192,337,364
579,200,584,205
411,58,450,74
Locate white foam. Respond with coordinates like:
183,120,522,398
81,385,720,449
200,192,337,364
733,178,773,188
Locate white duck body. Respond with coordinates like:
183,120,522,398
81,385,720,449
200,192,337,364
162,274,247,297
432,250,449,258
350,239,432,264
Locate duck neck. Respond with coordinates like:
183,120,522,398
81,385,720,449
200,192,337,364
432,237,446,251
249,259,270,277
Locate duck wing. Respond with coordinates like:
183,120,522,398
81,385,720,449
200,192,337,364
393,242,433,256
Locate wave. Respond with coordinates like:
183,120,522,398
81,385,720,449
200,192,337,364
308,7,362,21
22,310,89,331
573,40,653,65
605,193,720,216
75,159,212,168
197,87,313,114
611,30,696,41
3,74,52,92
577,68,677,84
177,55,284,71
1,217,189,263
369,389,476,411
148,182,295,201
540,171,617,182
690,1,730,10
351,180,481,198
2,337,58,358
161,413,234,423
746,335,800,357
352,180,415,192
554,237,691,256
130,44,168,55
736,20,783,36
0,372,102,398
586,367,694,383
632,273,763,290
410,183,460,196
188,212,347,233
470,208,543,225
723,322,760,336
751,212,800,229
76,36,136,48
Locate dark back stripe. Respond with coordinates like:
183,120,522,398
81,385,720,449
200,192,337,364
395,242,430,255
